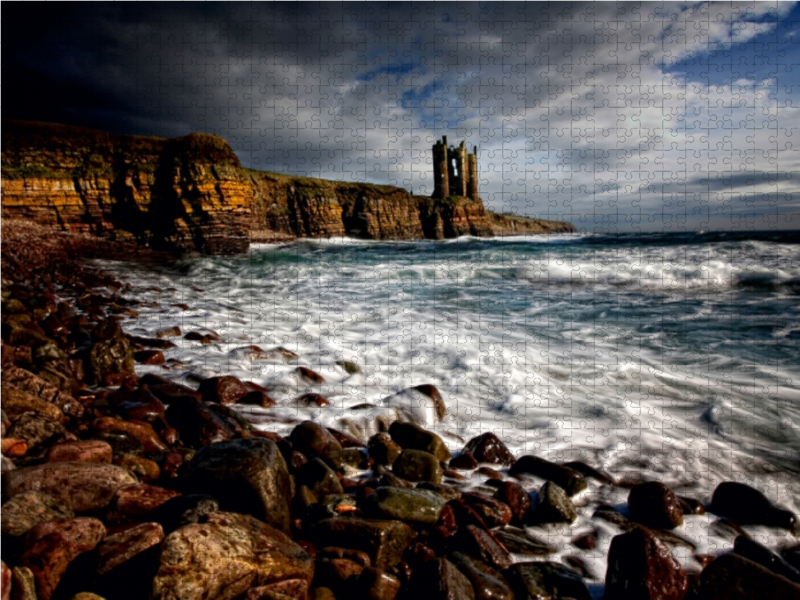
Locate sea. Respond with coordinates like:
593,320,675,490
97,229,800,587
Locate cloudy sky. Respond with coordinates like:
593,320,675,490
5,2,800,231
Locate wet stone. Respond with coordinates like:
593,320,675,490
289,421,344,470
92,417,167,454
164,395,236,449
389,422,451,462
182,438,293,533
313,557,365,592
695,552,800,600
155,326,181,339
411,557,475,600
199,375,250,405
96,522,164,575
493,528,557,557
392,449,443,484
460,525,512,571
678,495,706,515
336,360,362,375
570,529,599,550
368,433,403,466
312,518,416,570
604,527,688,600
11,566,37,600
563,461,615,485
292,393,330,407
113,483,181,517
364,486,446,526
45,440,112,464
710,481,799,532
529,481,577,525
449,452,479,470
463,433,515,466
297,367,326,384
503,561,592,600
461,492,512,528
1,490,75,537
22,517,105,553
18,532,81,600
494,481,531,522
152,512,314,600
417,481,462,502
349,566,401,600
509,456,587,496
628,481,684,529
147,493,220,534
2,463,137,512
295,458,344,499
1,386,65,424
92,430,145,456
448,552,513,600
733,534,800,583
6,413,67,455
114,453,160,482
133,350,165,365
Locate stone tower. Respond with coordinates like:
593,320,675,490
432,136,478,200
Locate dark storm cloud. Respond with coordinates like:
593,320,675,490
3,1,799,230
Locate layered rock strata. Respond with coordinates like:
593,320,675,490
2,120,576,254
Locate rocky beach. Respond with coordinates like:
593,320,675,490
2,123,800,600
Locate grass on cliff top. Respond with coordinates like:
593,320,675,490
245,168,403,195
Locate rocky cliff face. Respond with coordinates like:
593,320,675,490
2,120,575,254
486,212,578,235
2,120,252,254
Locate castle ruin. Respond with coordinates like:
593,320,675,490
432,136,479,200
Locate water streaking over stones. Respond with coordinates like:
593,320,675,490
2,221,800,599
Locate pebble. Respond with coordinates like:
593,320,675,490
22,517,105,553
504,561,592,600
411,557,475,600
462,432,515,466
312,518,416,570
96,522,164,575
18,532,80,600
389,422,451,462
529,481,577,524
45,440,112,464
509,455,587,496
628,481,684,529
392,449,443,484
183,438,293,533
2,463,137,512
604,527,688,600
152,512,314,600
113,483,181,517
695,552,800,600
199,375,250,405
711,481,799,532
364,487,446,526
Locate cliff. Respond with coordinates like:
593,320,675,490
2,120,575,253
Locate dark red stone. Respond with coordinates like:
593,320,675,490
461,492,512,528
449,452,479,470
462,432,515,466
297,366,326,384
509,455,587,496
628,481,684,529
133,350,166,365
604,527,688,600
198,376,250,405
293,393,330,407
495,481,531,522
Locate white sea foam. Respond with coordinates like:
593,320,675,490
95,233,800,586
